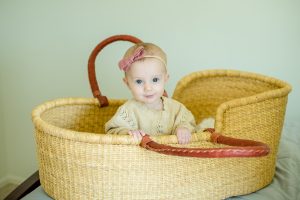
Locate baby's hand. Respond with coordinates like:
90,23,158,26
128,130,146,141
176,127,191,144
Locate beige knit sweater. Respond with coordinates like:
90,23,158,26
105,97,196,135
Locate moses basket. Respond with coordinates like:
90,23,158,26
32,35,292,200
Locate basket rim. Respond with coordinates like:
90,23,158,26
32,97,211,144
173,69,292,98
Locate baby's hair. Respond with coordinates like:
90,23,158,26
123,42,167,67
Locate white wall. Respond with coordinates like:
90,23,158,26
0,73,6,184
0,0,299,182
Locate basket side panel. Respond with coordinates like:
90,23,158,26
35,129,107,199
40,103,123,134
173,75,278,123
216,96,288,183
35,128,273,200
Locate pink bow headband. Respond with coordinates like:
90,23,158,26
118,46,166,72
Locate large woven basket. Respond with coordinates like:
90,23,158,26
32,35,291,200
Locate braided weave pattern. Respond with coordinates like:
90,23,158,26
32,69,291,199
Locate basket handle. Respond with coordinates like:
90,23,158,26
140,128,270,158
88,35,142,107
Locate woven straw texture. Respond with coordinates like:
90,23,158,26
32,70,291,200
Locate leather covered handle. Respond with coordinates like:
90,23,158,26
140,128,270,158
88,35,143,107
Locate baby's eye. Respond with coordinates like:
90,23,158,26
152,77,159,83
135,79,143,84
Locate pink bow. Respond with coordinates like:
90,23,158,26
118,46,145,71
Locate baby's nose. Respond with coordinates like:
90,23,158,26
144,83,152,91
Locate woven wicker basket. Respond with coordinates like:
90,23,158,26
32,35,292,200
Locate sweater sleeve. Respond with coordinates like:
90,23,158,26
172,104,196,134
104,105,138,134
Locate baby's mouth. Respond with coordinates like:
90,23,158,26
144,94,155,98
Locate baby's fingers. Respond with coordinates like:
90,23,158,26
129,130,143,141
179,136,188,144
178,133,191,144
184,134,191,144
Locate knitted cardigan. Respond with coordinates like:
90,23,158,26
105,96,196,135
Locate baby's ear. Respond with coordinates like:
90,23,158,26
164,74,170,82
123,77,129,87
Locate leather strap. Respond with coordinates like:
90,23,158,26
140,128,270,158
88,35,142,107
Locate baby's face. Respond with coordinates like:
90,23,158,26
124,58,169,108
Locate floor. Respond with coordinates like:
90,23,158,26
0,183,18,200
